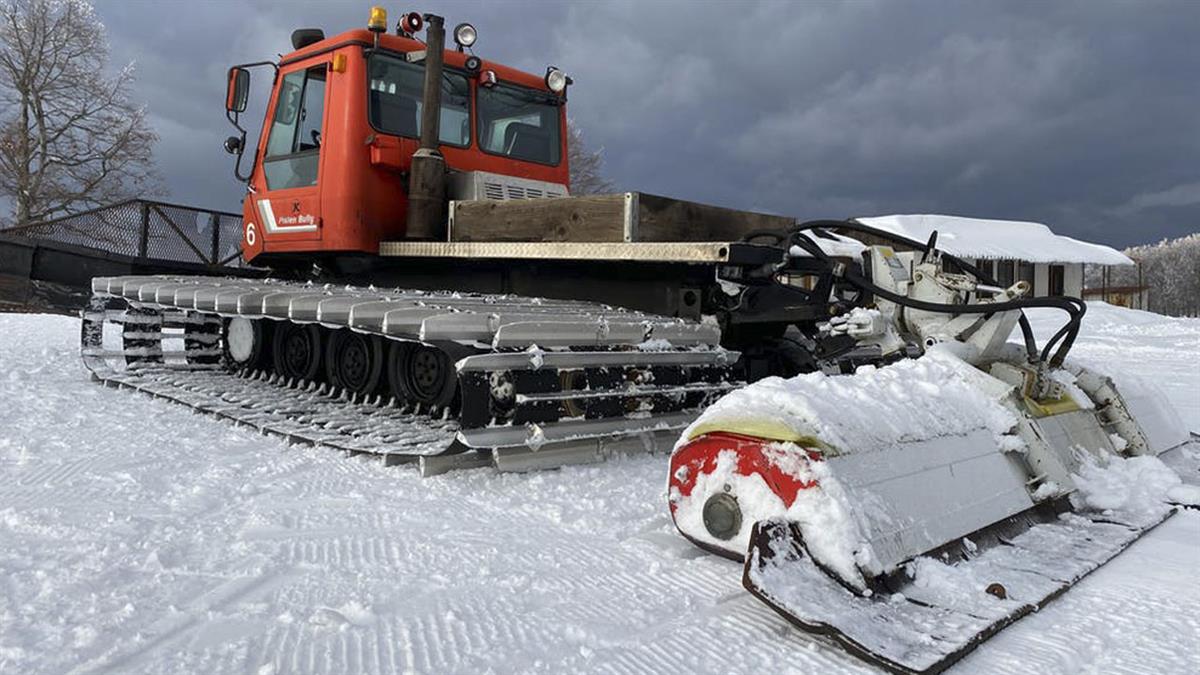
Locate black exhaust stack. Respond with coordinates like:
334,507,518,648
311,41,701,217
405,14,447,240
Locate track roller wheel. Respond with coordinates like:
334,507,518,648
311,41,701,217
272,323,323,381
224,317,270,370
560,369,588,418
325,329,384,395
388,342,457,408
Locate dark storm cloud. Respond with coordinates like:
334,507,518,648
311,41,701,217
93,0,1199,247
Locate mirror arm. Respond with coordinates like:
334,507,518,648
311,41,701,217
225,110,251,183
223,60,278,185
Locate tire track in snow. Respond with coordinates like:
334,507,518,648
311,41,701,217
0,454,128,510
69,569,299,674
13,456,95,486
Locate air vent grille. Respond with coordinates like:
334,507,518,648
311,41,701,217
483,182,506,200
453,171,569,202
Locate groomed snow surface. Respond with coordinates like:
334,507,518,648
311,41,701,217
1,302,1197,674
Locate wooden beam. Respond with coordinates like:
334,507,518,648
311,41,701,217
448,192,795,244
449,195,627,242
635,193,793,242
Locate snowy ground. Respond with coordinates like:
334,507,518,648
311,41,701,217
0,303,1196,674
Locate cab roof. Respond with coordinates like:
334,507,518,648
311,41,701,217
280,28,552,93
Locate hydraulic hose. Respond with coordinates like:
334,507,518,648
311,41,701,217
782,219,1085,367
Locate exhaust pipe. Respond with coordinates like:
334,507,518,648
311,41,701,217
405,13,447,240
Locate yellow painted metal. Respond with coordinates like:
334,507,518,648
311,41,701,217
1024,395,1082,418
368,6,388,32
686,419,829,454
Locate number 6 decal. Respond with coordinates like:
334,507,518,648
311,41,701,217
246,221,257,246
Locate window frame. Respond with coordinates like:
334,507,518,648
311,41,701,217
364,51,473,149
476,81,564,167
262,64,328,191
1017,260,1036,290
974,258,994,281
264,66,327,160
1048,264,1066,296
996,259,1016,287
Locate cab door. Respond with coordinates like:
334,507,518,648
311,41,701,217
251,63,328,249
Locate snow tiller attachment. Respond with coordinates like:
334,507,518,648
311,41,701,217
668,223,1198,674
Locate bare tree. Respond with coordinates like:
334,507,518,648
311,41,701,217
0,0,159,227
567,119,614,195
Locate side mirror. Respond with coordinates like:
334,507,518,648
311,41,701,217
226,68,250,113
223,136,243,155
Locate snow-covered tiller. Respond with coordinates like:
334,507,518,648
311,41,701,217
668,223,1199,674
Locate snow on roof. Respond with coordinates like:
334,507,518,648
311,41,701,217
789,229,868,259
854,214,1134,266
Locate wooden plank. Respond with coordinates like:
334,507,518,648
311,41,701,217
635,193,793,242
448,192,795,244
450,195,627,242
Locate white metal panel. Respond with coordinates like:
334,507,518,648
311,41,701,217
490,320,650,348
1034,263,1049,297
647,321,723,346
828,429,1035,572
446,170,568,202
1064,263,1084,298
258,291,327,320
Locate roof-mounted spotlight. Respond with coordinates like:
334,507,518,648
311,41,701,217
544,66,570,94
464,55,482,76
453,22,477,50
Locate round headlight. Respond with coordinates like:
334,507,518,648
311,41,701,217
454,22,477,48
702,492,742,541
545,67,568,93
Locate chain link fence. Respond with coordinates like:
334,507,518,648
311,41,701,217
4,199,249,268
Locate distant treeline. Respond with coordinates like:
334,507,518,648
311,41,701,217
1087,233,1200,317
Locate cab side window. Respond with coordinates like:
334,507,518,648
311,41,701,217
263,66,326,190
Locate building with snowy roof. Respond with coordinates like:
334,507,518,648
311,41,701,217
854,214,1134,299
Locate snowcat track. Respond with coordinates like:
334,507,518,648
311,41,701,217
88,366,460,461
82,275,739,472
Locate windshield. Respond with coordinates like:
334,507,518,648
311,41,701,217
367,53,471,146
477,84,562,165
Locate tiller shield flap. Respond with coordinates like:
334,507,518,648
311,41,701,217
743,506,1174,675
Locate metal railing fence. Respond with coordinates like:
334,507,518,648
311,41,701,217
4,199,248,268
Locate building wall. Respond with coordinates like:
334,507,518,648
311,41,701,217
1009,261,1081,297
1063,263,1083,298
858,240,1093,299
